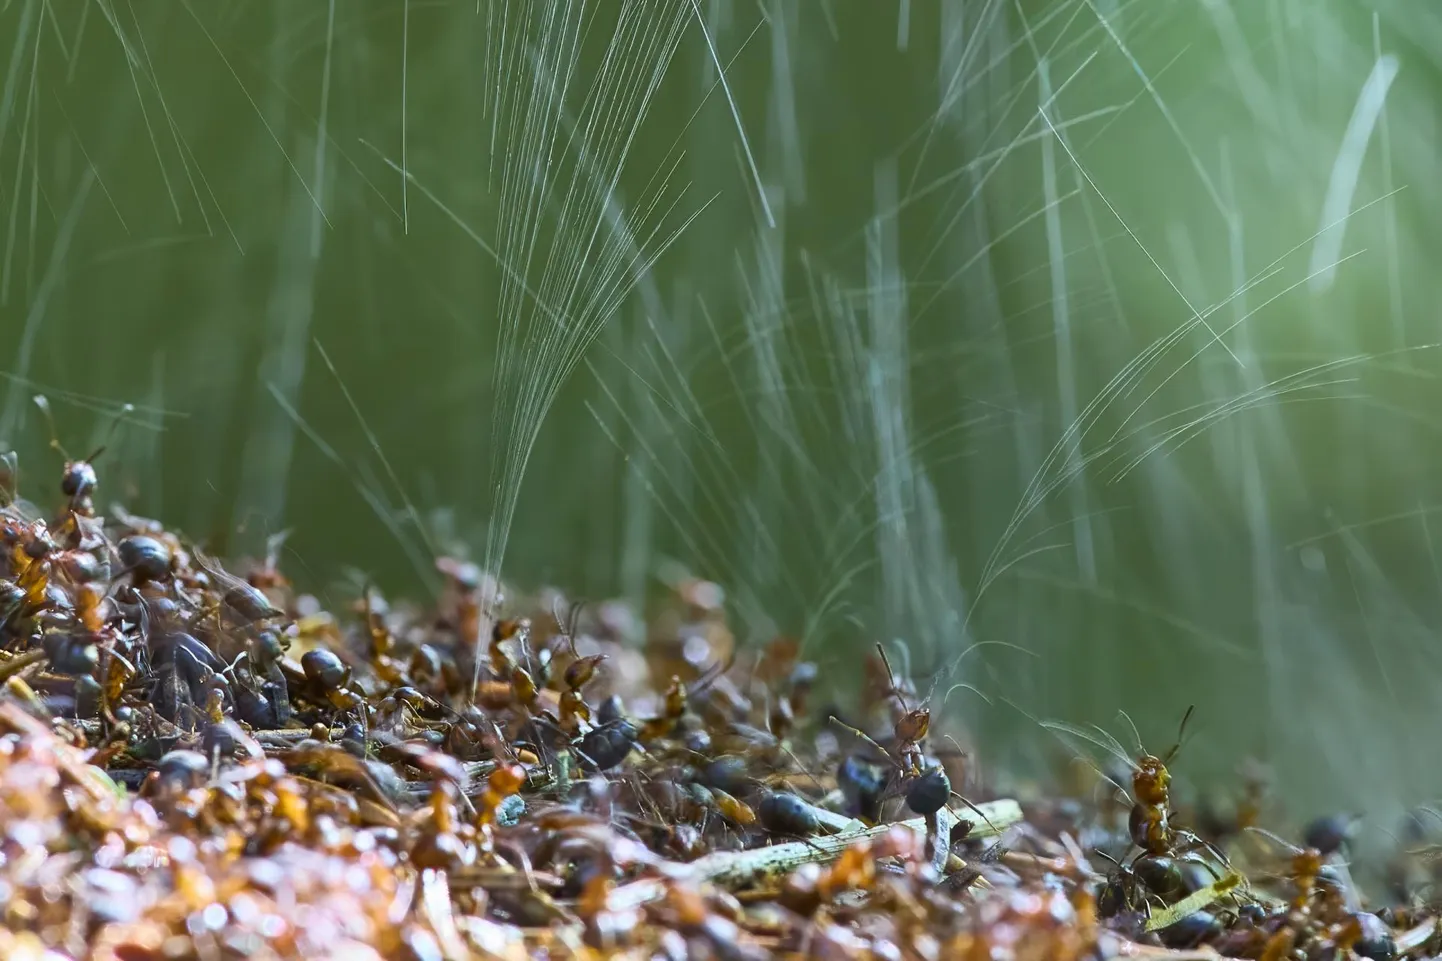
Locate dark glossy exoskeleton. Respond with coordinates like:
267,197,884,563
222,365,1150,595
1176,855,1220,895
30,396,109,515
1097,871,1140,919
1096,849,1196,920
72,674,102,718
837,755,885,822
832,647,994,828
597,694,626,726
151,749,210,791
1132,854,1186,901
302,649,349,690
300,647,363,717
700,756,750,795
118,535,172,582
193,550,283,624
42,632,99,675
249,626,288,668
339,722,369,759
59,456,97,509
232,679,289,729
1302,813,1355,856
905,764,951,816
203,717,260,760
758,792,819,835
409,643,444,685
148,631,227,722
54,548,107,585
678,714,712,755
0,578,24,624
1353,912,1398,961
577,718,639,771
20,523,55,561
1157,910,1222,949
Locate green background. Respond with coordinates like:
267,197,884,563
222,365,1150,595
2,0,1440,839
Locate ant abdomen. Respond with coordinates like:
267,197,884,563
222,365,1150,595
758,791,819,835
906,765,951,816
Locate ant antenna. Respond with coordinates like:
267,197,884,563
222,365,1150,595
875,642,910,712
88,402,134,462
1117,709,1144,757
1243,825,1297,851
33,394,133,465
551,597,585,659
32,395,70,460
566,600,585,650
1164,705,1197,765
828,715,894,765
215,651,249,689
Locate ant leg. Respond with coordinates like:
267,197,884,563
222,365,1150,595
948,791,999,833
828,716,896,765
1173,829,1233,870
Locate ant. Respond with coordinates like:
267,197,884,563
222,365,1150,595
829,645,994,828
475,763,527,855
1240,827,1398,961
638,655,732,743
299,647,365,723
488,615,530,676
32,395,132,516
575,717,640,772
558,653,606,736
1118,707,1233,877
1244,827,1343,915
758,791,821,836
191,548,284,626
1046,706,1234,910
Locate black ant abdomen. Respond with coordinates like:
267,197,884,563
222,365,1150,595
906,765,951,816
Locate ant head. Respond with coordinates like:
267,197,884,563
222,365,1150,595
894,708,931,745
33,396,133,507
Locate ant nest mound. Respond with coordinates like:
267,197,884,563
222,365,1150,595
0,456,1435,960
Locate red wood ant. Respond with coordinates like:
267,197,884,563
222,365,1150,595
1044,704,1231,904
830,644,994,829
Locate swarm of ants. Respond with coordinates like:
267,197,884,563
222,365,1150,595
1,406,1441,960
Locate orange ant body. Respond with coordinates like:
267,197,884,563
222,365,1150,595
475,763,526,854
1245,827,1334,915
559,653,606,735
638,656,730,743
641,675,688,741
1125,706,1195,859
1049,705,1203,861
489,617,530,675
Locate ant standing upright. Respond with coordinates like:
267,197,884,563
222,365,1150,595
830,644,996,830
